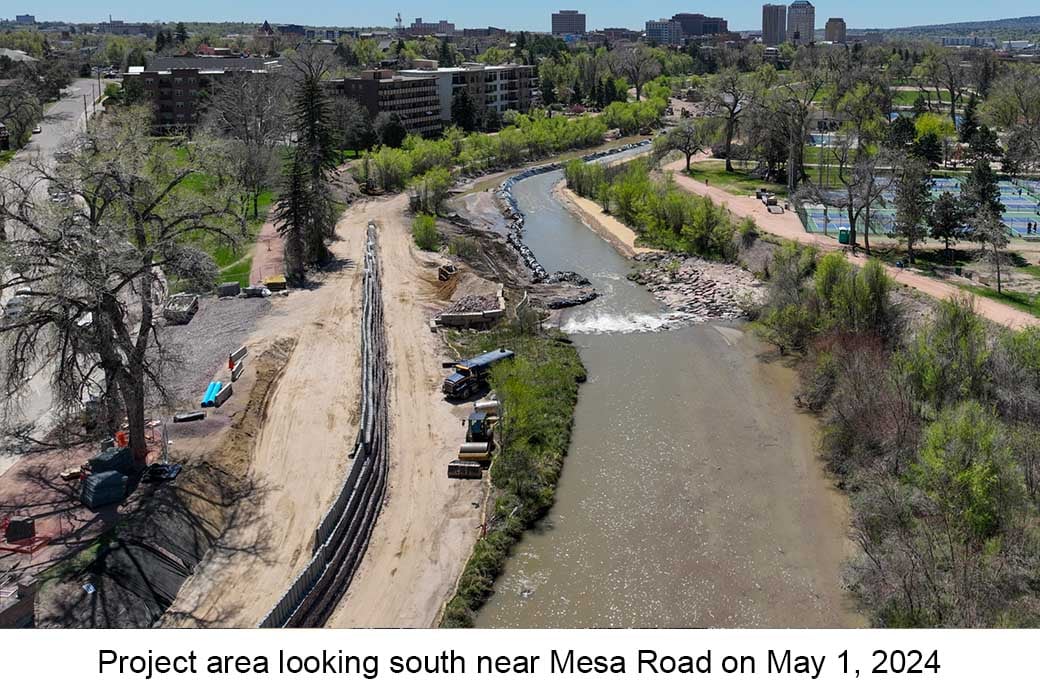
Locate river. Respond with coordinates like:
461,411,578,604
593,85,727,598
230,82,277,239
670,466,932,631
474,160,863,628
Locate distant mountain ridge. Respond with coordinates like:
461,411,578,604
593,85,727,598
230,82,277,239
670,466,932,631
864,15,1040,36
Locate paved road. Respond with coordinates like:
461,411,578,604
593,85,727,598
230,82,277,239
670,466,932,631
0,78,110,477
14,78,109,170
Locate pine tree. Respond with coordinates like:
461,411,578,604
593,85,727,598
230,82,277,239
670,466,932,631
274,50,339,283
451,89,477,131
959,93,979,143
175,22,188,45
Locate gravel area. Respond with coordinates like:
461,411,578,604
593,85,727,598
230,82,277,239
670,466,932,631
630,252,767,322
155,296,273,410
444,294,499,313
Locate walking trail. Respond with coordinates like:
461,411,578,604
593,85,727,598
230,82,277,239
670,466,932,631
663,158,1040,330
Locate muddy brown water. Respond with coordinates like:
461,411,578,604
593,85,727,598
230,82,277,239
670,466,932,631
474,159,863,628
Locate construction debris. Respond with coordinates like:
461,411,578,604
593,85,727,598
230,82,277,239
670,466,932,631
163,293,199,325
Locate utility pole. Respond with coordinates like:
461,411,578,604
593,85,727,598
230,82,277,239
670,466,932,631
83,94,88,126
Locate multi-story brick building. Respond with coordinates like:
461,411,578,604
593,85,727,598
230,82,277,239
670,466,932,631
124,57,269,131
399,62,535,124
825,17,846,43
329,69,442,136
762,4,787,46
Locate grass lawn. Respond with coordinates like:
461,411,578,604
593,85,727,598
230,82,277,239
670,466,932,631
890,88,953,107
961,284,1040,319
165,140,275,287
1018,264,1040,280
683,159,786,196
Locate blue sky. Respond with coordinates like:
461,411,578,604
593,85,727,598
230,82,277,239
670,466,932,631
18,1,1040,31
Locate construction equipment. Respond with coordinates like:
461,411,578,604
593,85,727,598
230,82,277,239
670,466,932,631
441,348,514,399
447,461,482,479
458,441,492,463
464,410,498,443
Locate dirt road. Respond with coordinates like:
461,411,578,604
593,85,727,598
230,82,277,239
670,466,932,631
326,194,483,628
163,207,368,627
663,159,1040,330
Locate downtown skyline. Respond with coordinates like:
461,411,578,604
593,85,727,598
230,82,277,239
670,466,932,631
11,1,1040,33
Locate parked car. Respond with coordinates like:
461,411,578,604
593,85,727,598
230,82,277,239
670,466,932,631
32,125,42,134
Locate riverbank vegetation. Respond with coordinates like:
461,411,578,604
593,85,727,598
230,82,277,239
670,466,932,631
440,321,585,627
754,243,1040,626
564,158,741,261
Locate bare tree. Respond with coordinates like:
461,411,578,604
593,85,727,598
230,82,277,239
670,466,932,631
973,209,1009,294
0,107,244,464
653,117,718,171
611,46,660,101
204,71,289,219
704,69,758,172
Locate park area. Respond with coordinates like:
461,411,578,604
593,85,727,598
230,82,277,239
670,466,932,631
802,177,1040,239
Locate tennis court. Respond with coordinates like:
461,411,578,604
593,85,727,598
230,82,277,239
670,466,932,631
802,177,1040,239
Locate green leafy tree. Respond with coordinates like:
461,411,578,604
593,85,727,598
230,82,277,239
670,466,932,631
927,191,967,258
893,155,933,264
451,89,478,132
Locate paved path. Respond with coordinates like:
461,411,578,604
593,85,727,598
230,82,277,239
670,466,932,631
664,159,1040,330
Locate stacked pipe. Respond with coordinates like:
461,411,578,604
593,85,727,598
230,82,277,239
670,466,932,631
258,221,390,628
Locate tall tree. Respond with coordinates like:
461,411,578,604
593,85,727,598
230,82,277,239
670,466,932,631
973,209,1009,294
892,155,932,265
611,46,660,101
275,48,338,282
705,69,757,172
0,107,244,463
927,191,967,259
961,159,1004,218
205,71,289,218
451,89,477,131
174,22,188,45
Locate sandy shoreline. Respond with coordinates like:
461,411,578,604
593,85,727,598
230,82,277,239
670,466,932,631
552,179,654,258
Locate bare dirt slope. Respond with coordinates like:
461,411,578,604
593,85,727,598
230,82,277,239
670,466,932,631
663,159,1040,330
162,207,368,627
327,193,483,628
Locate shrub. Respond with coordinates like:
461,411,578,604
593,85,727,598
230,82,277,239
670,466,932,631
411,214,441,251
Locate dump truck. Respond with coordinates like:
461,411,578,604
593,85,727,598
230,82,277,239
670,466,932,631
441,348,514,399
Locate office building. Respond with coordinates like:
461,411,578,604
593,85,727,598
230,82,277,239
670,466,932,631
762,4,787,46
787,1,815,45
15,14,35,25
400,62,534,123
552,10,586,36
671,13,728,36
645,19,683,46
825,17,846,43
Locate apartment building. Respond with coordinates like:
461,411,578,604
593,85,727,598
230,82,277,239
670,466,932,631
124,57,270,130
825,17,846,43
330,69,442,136
552,10,586,36
645,19,684,46
399,62,535,123
787,1,815,45
762,4,787,46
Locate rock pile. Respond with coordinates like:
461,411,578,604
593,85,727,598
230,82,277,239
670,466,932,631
446,294,500,313
630,252,766,323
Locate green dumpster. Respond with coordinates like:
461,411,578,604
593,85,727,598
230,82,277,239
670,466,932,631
837,227,850,245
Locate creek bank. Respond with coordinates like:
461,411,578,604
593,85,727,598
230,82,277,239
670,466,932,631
628,252,767,323
439,325,585,628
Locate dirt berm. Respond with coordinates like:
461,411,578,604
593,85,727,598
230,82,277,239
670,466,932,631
35,339,296,628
